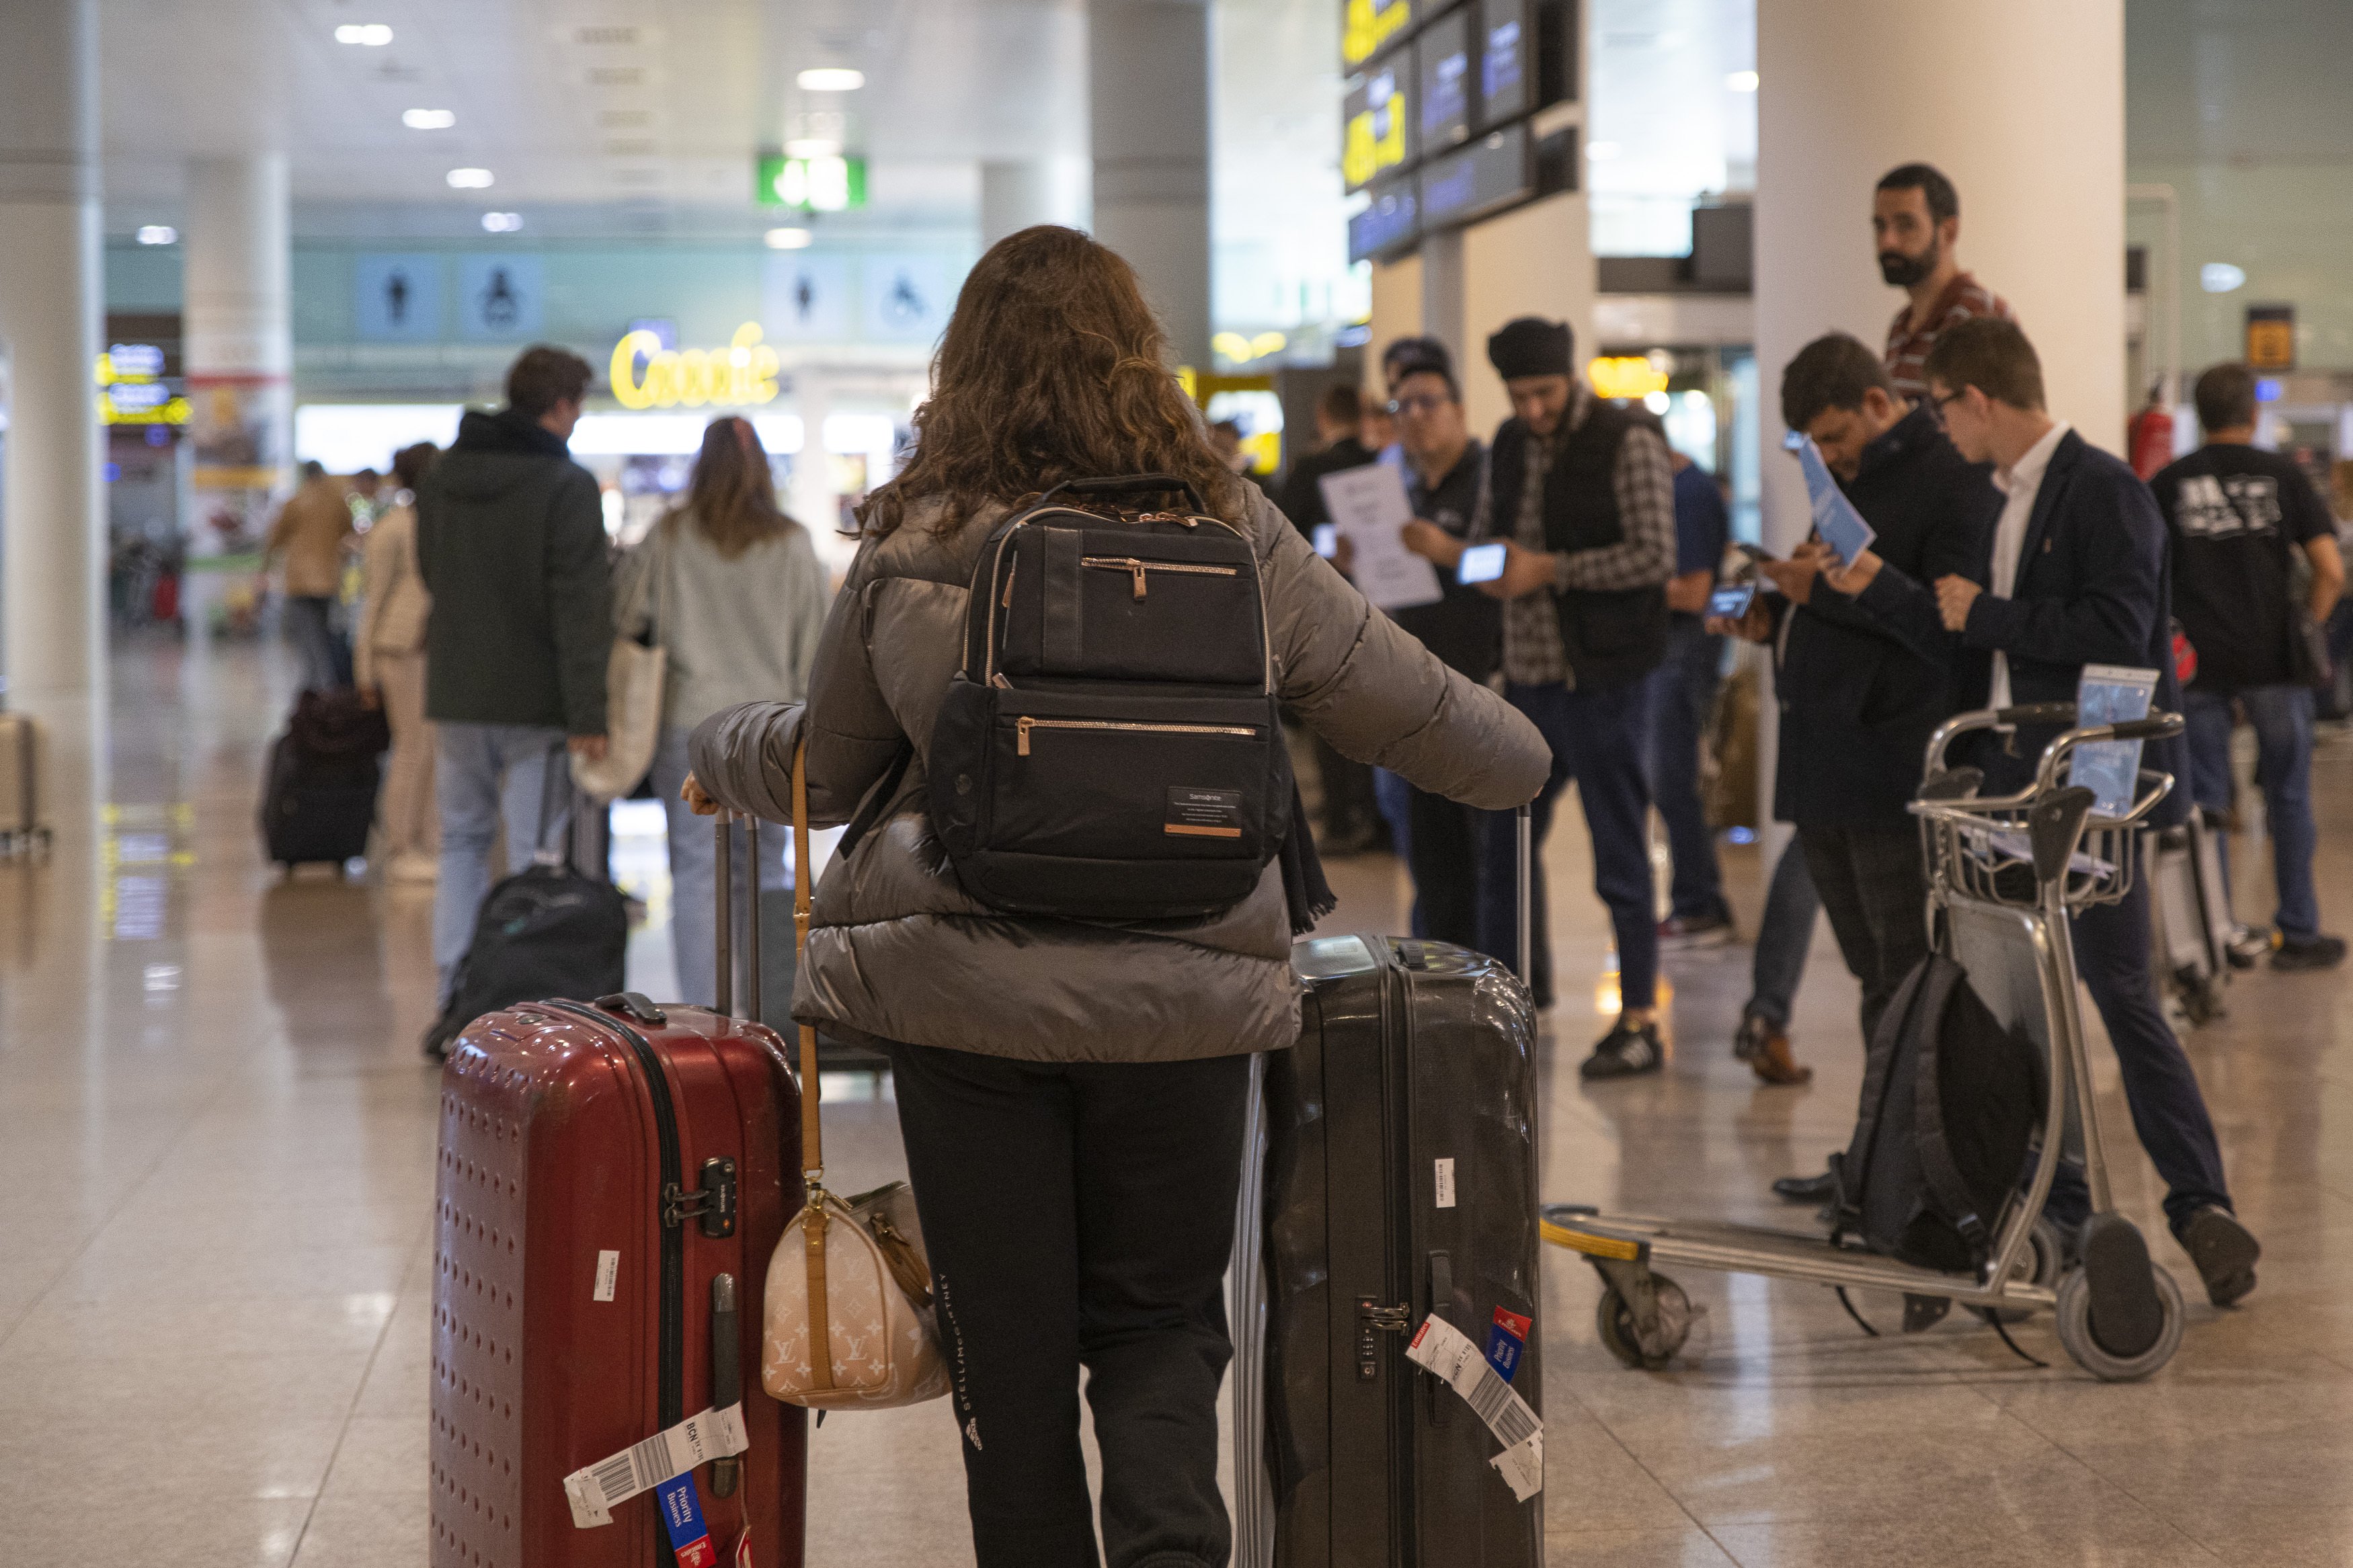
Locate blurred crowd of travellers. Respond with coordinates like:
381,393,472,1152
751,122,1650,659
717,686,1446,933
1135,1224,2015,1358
260,167,2344,1314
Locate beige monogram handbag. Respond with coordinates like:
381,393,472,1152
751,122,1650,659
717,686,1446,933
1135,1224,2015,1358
762,741,951,1409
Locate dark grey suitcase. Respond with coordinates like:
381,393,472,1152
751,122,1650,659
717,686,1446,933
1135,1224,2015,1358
1231,915,1544,1565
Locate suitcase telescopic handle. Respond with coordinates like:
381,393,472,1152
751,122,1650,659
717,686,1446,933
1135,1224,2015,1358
713,811,734,1014
1515,802,1533,988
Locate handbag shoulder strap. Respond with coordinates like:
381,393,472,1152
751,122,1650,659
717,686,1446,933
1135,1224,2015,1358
793,737,822,1182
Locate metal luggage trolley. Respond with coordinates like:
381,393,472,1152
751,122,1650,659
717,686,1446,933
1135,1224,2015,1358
1542,702,2192,1382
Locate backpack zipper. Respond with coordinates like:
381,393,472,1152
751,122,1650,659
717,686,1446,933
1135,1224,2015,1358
1015,716,1260,756
1080,555,1242,601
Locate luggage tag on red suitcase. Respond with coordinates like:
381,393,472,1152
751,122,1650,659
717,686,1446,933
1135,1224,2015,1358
1406,1315,1544,1502
655,1473,719,1568
562,1402,750,1529
1484,1307,1531,1383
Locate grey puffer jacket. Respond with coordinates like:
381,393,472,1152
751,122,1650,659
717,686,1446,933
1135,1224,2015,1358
689,486,1550,1063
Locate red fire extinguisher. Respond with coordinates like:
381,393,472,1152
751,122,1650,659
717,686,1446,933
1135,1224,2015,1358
2128,390,2174,481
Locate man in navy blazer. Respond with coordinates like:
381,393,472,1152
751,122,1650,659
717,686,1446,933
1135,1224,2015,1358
1853,318,2256,1313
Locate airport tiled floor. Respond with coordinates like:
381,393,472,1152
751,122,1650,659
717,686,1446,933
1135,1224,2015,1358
6,631,2353,1565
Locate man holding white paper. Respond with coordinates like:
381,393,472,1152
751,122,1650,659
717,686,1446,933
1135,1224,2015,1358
1875,317,2260,1311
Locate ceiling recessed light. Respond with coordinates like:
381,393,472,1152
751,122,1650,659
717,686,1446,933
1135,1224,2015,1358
403,108,456,130
334,23,393,46
2200,261,2247,294
783,138,842,159
1724,70,1759,91
797,68,865,91
481,211,524,233
764,226,814,249
446,167,495,189
134,224,177,246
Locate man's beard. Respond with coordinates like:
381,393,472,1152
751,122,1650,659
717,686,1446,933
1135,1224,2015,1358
1879,237,1940,288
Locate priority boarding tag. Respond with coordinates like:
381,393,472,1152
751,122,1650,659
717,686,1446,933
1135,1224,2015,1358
563,1403,750,1529
1484,1307,1531,1383
655,1473,718,1568
1406,1315,1544,1502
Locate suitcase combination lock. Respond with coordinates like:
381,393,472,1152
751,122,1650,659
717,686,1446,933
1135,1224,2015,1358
1357,1296,1411,1380
664,1155,738,1238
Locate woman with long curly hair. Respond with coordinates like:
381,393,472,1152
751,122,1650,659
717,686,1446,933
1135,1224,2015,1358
684,226,1544,1568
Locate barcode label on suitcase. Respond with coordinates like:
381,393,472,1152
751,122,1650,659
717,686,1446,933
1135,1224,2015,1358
1406,1315,1545,1501
561,1402,751,1528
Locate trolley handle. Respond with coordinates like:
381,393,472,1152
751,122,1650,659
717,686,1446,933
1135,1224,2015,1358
2029,712,2186,796
1923,704,2077,776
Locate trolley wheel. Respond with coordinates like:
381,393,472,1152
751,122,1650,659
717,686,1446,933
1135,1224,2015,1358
1971,1216,2067,1326
1595,1272,1693,1370
2054,1262,2185,1381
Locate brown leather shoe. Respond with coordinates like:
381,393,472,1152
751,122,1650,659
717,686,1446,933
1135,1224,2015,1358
1749,1030,1812,1085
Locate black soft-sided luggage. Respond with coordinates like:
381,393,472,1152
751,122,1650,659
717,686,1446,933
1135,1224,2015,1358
260,688,389,870
1232,934,1542,1568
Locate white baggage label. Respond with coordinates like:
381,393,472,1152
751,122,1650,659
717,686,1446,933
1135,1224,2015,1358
561,1402,750,1528
1433,1157,1456,1209
593,1250,620,1302
1404,1315,1544,1501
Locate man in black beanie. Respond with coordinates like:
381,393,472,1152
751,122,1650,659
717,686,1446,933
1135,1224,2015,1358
1418,315,1677,1077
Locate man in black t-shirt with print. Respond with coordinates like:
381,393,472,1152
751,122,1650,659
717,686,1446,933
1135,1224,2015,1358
2152,362,2348,971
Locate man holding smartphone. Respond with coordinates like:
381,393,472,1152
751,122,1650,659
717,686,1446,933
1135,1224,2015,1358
1847,317,2258,1310
1455,317,1676,1078
1712,332,1997,1201
1378,359,1501,945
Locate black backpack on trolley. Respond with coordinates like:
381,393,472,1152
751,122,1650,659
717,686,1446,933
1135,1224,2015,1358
927,474,1303,923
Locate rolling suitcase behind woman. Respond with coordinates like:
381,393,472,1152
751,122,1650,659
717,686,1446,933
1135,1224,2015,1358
1231,813,1544,1568
428,817,807,1568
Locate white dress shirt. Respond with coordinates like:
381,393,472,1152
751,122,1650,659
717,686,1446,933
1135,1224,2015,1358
1984,419,2071,710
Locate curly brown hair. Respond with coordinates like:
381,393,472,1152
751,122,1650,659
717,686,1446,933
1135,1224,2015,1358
857,226,1242,538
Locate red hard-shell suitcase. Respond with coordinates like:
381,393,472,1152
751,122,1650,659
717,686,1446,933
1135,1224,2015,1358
430,989,808,1567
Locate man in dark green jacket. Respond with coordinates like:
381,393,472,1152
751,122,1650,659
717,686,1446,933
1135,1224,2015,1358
417,345,612,1018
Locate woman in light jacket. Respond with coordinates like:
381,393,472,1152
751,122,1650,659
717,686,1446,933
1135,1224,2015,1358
616,415,830,1003
683,226,1546,1568
356,442,440,882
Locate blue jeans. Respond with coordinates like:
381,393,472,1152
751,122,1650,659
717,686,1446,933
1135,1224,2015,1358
432,722,572,1001
1645,621,1730,922
653,727,789,1008
2183,685,2321,940
1745,835,1822,1028
283,595,346,693
1477,679,1658,1012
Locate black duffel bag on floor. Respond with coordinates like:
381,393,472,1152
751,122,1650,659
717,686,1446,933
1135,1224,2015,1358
423,755,627,1061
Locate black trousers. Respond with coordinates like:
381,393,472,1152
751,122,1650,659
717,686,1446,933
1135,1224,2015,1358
1404,785,1480,948
1797,821,1933,1053
2049,868,2233,1233
1310,732,1382,841
887,1040,1253,1568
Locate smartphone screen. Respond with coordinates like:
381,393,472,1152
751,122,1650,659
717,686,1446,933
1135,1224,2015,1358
1457,542,1507,585
1706,582,1757,619
1312,523,1339,559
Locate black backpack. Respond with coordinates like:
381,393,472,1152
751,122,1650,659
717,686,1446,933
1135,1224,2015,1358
927,474,1295,923
1829,952,2046,1274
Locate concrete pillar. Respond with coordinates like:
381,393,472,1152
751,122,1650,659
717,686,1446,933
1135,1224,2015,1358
1365,255,1425,400
184,154,293,553
791,374,835,543
980,159,1088,249
1755,0,2126,556
1088,0,1211,368
1753,0,2125,842
0,0,102,706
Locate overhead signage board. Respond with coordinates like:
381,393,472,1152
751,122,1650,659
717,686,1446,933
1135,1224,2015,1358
1419,126,1529,233
1419,8,1472,152
861,254,958,343
1342,0,1416,69
1343,56,1415,192
763,253,853,341
354,253,444,341
458,255,546,340
2246,304,2295,371
758,153,868,212
1480,0,1531,125
1348,180,1422,265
